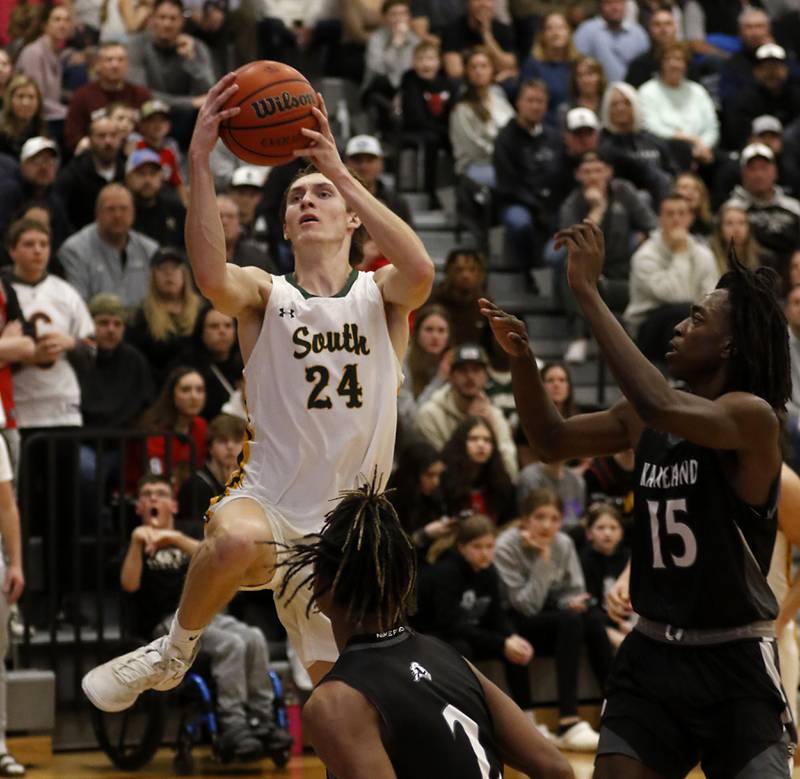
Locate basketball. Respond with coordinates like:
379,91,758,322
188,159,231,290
219,60,319,166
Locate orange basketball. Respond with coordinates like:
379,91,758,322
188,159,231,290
219,60,319,166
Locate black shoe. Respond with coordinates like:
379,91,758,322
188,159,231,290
218,724,264,763
251,718,293,752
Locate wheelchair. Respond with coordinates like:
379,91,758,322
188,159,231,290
90,646,292,775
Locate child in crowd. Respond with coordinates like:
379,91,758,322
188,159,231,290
106,101,139,157
135,100,187,206
122,474,291,762
578,502,632,649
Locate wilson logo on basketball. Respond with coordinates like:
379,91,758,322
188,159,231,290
251,91,315,118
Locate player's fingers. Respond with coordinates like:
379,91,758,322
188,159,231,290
218,106,240,121
299,127,324,141
316,92,329,118
211,71,238,96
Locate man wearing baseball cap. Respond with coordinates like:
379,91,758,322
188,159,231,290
345,135,412,224
728,142,800,274
415,342,518,479
550,108,601,205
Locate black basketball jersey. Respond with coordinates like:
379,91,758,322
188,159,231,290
630,428,779,629
321,627,504,779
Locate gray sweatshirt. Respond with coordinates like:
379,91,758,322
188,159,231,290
493,526,585,618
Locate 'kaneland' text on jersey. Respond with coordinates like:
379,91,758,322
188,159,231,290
292,323,370,359
640,459,699,489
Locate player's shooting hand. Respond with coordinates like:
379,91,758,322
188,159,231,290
189,73,240,158
478,298,531,358
3,564,24,605
554,220,605,295
294,95,348,180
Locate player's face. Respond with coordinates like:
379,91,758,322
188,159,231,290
419,460,444,496
459,533,495,572
465,423,493,465
450,362,487,400
523,504,562,542
9,229,50,280
209,436,242,475
666,289,732,378
283,172,358,249
586,513,623,555
202,309,236,358
173,371,206,418
94,313,125,351
416,313,449,355
136,482,175,527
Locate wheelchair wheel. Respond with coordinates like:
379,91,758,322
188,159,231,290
90,690,166,771
173,745,194,776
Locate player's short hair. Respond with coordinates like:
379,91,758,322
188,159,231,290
277,471,416,631
207,414,246,445
6,217,50,249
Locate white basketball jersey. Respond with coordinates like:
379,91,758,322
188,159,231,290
238,270,400,534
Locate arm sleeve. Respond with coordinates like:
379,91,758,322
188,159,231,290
493,534,559,617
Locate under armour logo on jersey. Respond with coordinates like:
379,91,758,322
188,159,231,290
279,307,296,318
410,662,431,683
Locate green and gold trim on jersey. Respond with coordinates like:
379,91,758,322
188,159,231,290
285,268,358,299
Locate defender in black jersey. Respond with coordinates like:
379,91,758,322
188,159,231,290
277,479,573,779
481,220,795,778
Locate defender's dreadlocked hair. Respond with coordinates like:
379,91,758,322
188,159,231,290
716,246,791,411
276,473,417,632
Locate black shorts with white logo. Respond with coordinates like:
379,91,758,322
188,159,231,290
597,630,795,779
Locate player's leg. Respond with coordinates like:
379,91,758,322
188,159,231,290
593,754,666,779
82,497,277,712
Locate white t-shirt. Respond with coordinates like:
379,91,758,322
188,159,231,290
11,275,95,429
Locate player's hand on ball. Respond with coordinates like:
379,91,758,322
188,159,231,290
189,72,241,157
554,219,605,294
294,94,348,179
479,298,530,358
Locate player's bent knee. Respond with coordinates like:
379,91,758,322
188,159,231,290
205,500,275,569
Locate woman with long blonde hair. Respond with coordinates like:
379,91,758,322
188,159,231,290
709,202,763,276
0,74,45,158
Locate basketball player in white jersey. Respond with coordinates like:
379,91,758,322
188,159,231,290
82,72,435,712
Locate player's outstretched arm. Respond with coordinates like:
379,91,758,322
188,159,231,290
480,299,637,461
295,97,434,312
303,681,398,779
186,74,271,318
556,221,779,458
469,664,574,779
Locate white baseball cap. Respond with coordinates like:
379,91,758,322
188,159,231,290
566,107,599,132
751,115,783,136
20,136,59,163
740,142,775,167
345,134,383,157
755,43,786,61
231,165,268,188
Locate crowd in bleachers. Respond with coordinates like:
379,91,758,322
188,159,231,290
2,0,800,763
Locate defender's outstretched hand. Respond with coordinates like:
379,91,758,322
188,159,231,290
479,298,530,358
554,219,606,294
294,94,349,180
190,72,241,157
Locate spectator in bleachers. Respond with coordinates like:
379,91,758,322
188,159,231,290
517,454,585,533
427,248,487,345
441,416,517,524
416,342,518,479
790,251,800,289
724,44,800,152
63,42,151,155
8,217,95,626
227,166,268,240
573,0,649,84
726,142,800,286
638,42,719,170
519,12,578,128
178,413,246,522
494,488,613,752
15,5,73,142
709,202,763,276
624,191,719,360
598,81,674,208
126,246,201,384
107,102,141,158
58,183,158,306
170,304,242,421
54,115,126,230
441,0,517,82
0,138,73,251
752,115,800,198
672,171,712,242
387,439,452,562
98,0,153,44
0,49,12,106
0,75,45,159
785,286,800,453
339,0,382,84
344,135,413,224
134,100,188,207
217,195,275,273
182,0,255,77
399,41,457,208
361,0,420,135
449,45,515,188
541,361,577,418
624,5,678,88
582,448,635,514
550,106,601,206
549,149,656,364
397,303,451,432
126,0,215,147
413,514,536,711
135,366,208,488
122,473,290,760
128,148,187,248
409,0,462,45
578,501,630,649
494,78,563,276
